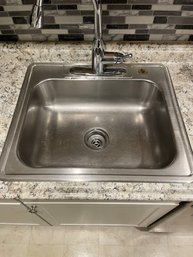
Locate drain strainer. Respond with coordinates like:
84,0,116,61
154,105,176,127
84,128,109,150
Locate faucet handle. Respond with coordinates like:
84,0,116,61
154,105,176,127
123,53,133,60
102,51,132,65
114,52,133,64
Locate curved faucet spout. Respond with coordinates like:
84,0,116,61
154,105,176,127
92,0,102,41
30,0,43,29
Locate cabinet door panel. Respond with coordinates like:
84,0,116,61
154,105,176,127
28,201,179,227
0,201,48,225
150,202,193,233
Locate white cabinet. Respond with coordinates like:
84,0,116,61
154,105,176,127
0,199,179,227
0,200,49,225
25,201,179,227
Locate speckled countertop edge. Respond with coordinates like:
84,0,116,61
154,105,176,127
0,42,193,201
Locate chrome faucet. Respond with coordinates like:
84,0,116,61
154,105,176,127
30,0,132,75
91,0,132,75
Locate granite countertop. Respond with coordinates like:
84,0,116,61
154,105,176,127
0,42,193,201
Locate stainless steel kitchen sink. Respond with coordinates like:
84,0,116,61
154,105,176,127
0,63,192,182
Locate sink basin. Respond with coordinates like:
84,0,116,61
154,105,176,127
0,63,192,182
18,79,175,170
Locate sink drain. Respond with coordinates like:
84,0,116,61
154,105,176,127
84,128,109,150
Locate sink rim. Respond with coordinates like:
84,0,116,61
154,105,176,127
0,63,192,182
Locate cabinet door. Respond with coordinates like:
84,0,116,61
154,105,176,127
26,201,179,227
0,200,48,225
150,202,193,233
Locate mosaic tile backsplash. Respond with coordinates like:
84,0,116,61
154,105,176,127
0,0,192,41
